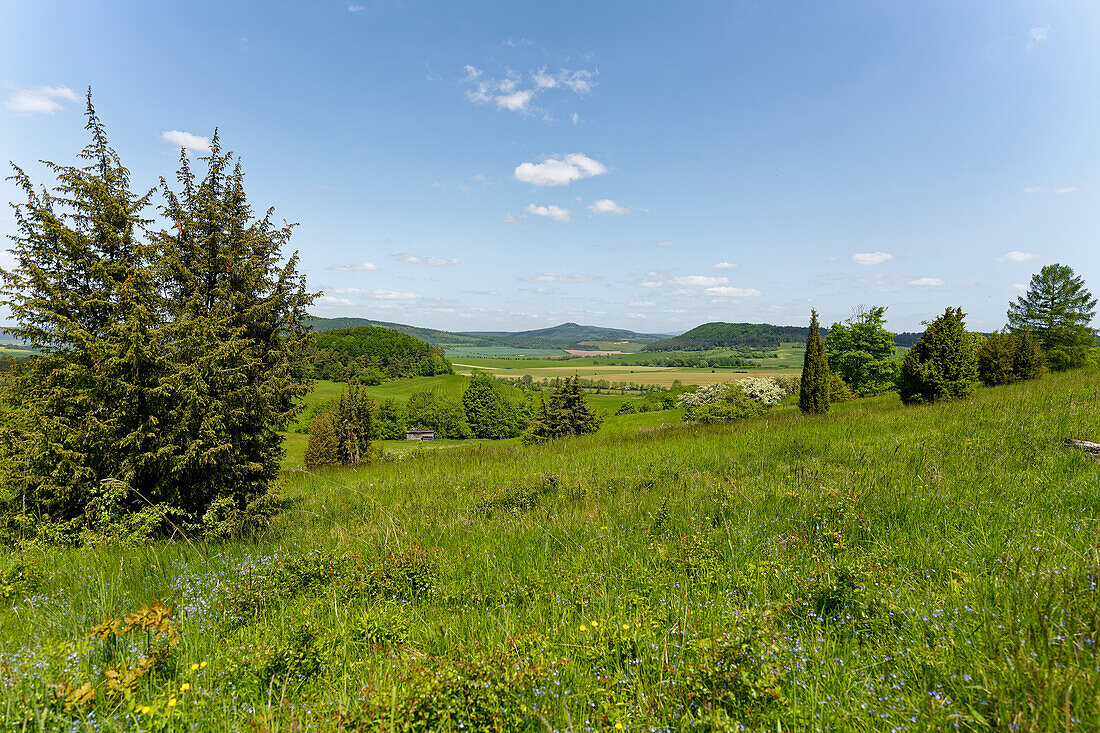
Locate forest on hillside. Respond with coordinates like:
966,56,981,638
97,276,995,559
312,326,453,383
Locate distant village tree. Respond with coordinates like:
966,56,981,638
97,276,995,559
799,310,830,414
1007,264,1096,370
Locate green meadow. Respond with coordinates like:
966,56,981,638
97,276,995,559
3,369,1099,730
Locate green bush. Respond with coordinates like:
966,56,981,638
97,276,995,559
898,307,978,404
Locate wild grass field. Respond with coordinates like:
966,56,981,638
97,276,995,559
3,369,1099,731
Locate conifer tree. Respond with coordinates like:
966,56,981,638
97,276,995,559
898,307,978,404
549,376,601,437
1012,330,1045,381
0,94,165,537
799,310,829,414
155,134,315,526
304,411,340,469
1007,264,1096,370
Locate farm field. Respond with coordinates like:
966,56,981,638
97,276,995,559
4,369,1099,730
453,363,796,387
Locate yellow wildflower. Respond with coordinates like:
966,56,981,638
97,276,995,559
168,698,177,707
181,683,190,691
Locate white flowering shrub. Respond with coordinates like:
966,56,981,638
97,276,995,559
735,377,785,407
676,383,730,409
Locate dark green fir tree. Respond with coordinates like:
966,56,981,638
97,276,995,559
799,310,830,414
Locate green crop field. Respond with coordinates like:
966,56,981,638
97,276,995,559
4,369,1100,730
441,345,570,358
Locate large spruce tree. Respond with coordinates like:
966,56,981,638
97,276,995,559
0,98,314,541
799,310,829,414
1007,264,1096,370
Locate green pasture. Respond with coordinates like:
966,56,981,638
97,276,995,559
7,370,1100,730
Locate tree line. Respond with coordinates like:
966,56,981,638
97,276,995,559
798,264,1096,414
304,374,601,467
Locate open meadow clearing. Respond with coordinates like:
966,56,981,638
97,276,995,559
3,369,1099,730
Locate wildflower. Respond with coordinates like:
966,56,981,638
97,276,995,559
168,698,177,707
181,683,190,691
191,663,199,671
616,724,624,730
141,706,152,715
591,621,598,627
579,624,587,632
200,661,207,668
622,623,630,630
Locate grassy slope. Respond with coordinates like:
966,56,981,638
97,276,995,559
4,370,1100,730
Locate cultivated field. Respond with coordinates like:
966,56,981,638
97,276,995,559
3,369,1099,730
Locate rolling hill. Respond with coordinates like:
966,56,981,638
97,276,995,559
643,322,819,351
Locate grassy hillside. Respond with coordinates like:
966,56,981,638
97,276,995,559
4,370,1100,730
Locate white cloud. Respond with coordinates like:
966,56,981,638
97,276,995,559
5,85,78,114
1028,25,1049,44
347,2,364,11
655,240,675,248
496,89,534,112
1054,187,1078,194
908,277,945,287
524,203,571,222
629,300,656,307
571,112,579,125
1023,185,1077,194
395,253,459,266
587,198,630,215
1013,283,1028,290
705,286,763,297
637,280,663,289
671,275,728,287
713,262,738,269
996,251,1037,263
162,130,211,153
514,153,607,186
533,68,558,89
502,213,531,229
463,65,483,82
851,251,895,266
328,261,380,271
519,272,593,283
329,288,421,300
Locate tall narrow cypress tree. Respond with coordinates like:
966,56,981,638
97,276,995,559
799,310,830,414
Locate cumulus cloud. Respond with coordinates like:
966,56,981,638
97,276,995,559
908,277,945,287
587,198,630,215
996,251,1037,263
514,153,607,186
4,85,78,114
496,89,534,112
671,275,728,287
327,261,380,271
394,253,459,266
519,272,593,283
162,130,211,153
713,262,738,269
524,203,571,222
705,287,763,297
851,251,895,266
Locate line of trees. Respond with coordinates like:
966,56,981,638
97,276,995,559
799,263,1096,414
0,97,314,543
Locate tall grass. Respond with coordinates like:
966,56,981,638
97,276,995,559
2,370,1098,730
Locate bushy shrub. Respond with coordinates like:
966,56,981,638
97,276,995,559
828,372,855,402
977,333,1016,386
737,376,785,406
690,387,767,423
898,307,978,405
772,374,800,395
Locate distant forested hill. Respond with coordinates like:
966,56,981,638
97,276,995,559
309,317,664,351
313,326,453,383
643,322,817,351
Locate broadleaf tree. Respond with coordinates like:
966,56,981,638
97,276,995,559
825,306,899,396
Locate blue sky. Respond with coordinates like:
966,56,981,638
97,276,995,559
2,1,1097,334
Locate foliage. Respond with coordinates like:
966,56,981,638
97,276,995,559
977,331,1046,386
304,411,339,468
799,310,830,414
373,397,407,440
827,372,855,402
898,307,978,404
679,383,768,423
1008,263,1097,370
736,376,785,406
406,390,473,439
0,100,313,543
825,306,899,395
306,385,374,468
462,373,522,439
312,325,452,382
523,377,603,444
645,321,817,351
